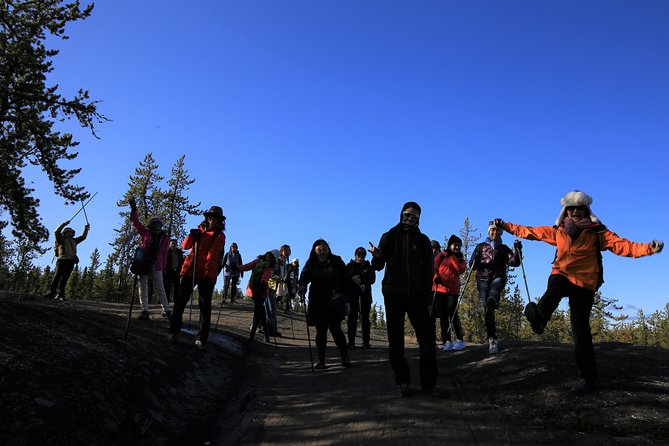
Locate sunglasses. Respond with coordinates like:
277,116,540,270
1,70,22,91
402,212,419,220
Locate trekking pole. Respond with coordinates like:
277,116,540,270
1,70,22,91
448,265,475,337
124,273,138,341
80,200,90,226
517,243,532,304
187,241,198,331
264,300,278,349
213,294,225,334
67,191,98,222
288,302,295,339
301,294,315,373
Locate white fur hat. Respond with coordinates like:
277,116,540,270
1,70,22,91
555,191,600,226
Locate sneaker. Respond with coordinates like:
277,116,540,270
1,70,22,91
571,378,598,394
315,362,327,370
138,311,150,321
442,341,454,352
452,339,466,351
398,384,413,397
167,333,178,344
524,302,545,335
195,339,205,350
488,338,499,355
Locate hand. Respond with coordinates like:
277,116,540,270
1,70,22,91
85,224,90,230
433,275,442,286
494,218,505,228
129,198,137,211
368,241,381,258
514,240,522,251
189,228,201,241
652,240,664,253
344,303,351,316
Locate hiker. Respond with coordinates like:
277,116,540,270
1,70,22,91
267,244,291,337
433,235,467,352
167,206,226,350
298,239,351,369
369,202,445,397
496,190,664,392
470,220,521,355
163,239,184,303
129,199,171,320
285,258,300,314
346,246,376,349
45,220,90,300
221,242,243,303
236,250,280,343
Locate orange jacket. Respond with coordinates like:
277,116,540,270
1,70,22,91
504,222,655,291
180,224,225,283
432,252,467,294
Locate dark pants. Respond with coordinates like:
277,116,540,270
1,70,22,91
49,259,75,298
347,290,373,345
222,275,239,302
384,292,438,389
434,292,463,342
169,276,214,344
315,316,348,362
250,296,270,341
476,277,506,339
163,268,180,303
538,274,598,383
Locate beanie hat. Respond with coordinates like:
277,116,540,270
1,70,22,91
401,201,421,214
148,216,163,226
447,234,462,247
488,220,503,233
430,240,441,250
555,191,600,226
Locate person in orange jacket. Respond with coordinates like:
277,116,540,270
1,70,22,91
496,190,664,393
168,206,226,350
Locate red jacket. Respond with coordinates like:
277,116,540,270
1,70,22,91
432,251,467,294
180,224,225,283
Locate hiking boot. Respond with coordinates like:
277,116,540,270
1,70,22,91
195,339,205,350
398,384,413,397
167,333,178,344
315,362,327,370
452,339,466,351
423,386,448,398
571,378,598,394
138,311,150,321
524,302,545,335
442,341,454,352
488,338,499,355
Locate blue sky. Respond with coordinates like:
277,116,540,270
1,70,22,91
19,1,669,316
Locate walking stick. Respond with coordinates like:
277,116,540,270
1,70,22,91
288,300,295,339
80,200,90,226
517,244,532,304
213,283,227,334
187,241,198,331
264,299,278,349
67,191,98,222
447,265,475,337
301,293,315,373
124,274,138,340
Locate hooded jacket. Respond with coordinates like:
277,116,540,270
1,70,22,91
503,221,655,291
432,251,467,295
371,223,433,300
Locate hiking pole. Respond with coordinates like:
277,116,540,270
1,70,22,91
188,241,198,331
124,273,138,341
67,191,98,222
213,294,225,333
448,265,475,337
288,302,295,339
80,200,90,226
301,293,315,373
517,243,532,304
264,299,278,349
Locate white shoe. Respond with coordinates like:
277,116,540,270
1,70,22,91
442,341,454,351
195,339,205,350
452,339,466,351
488,338,499,355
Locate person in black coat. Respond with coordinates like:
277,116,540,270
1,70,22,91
298,239,351,369
346,247,376,349
369,201,445,398
163,239,184,303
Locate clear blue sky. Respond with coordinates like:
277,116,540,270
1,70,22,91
21,1,669,316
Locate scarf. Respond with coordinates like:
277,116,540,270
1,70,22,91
563,217,596,238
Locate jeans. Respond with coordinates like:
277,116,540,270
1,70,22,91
265,290,279,334
222,275,239,302
434,292,463,342
476,277,506,339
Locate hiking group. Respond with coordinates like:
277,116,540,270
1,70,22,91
46,190,664,396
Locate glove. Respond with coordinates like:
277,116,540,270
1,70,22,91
344,303,351,316
85,224,90,230
129,198,137,211
652,240,664,253
433,275,442,286
189,228,201,241
514,240,523,251
494,218,505,228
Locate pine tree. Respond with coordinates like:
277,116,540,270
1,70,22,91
456,218,484,342
0,1,109,245
164,155,201,241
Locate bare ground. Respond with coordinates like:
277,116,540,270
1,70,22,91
1,291,668,445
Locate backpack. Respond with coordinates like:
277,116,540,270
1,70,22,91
552,224,606,290
248,259,268,293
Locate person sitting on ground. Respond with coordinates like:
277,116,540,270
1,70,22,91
470,220,521,355
299,239,351,369
433,235,467,352
346,246,376,349
45,220,90,301
167,206,226,350
497,190,664,393
129,198,171,320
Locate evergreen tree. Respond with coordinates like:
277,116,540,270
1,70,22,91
0,1,109,245
456,218,484,342
164,155,201,241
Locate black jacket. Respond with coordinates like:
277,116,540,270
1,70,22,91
347,259,376,298
371,223,433,299
299,255,350,324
